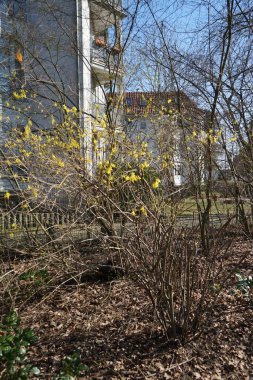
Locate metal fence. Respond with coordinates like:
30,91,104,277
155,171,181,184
0,211,77,232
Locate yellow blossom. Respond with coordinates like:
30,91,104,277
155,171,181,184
4,192,11,200
140,206,147,216
51,115,56,126
124,172,141,182
52,155,65,168
12,89,27,100
105,163,115,175
68,138,79,150
23,125,31,139
98,161,116,176
31,188,39,198
63,104,71,113
100,119,107,129
152,178,161,189
140,161,149,170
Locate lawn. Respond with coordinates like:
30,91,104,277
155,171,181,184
170,197,253,217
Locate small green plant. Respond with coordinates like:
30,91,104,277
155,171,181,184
56,350,89,380
19,269,49,287
235,272,253,300
0,310,40,379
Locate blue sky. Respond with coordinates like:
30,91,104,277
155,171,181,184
126,0,208,48
123,0,209,91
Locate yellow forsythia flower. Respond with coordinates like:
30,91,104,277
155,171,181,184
31,188,39,198
140,161,149,170
21,202,28,209
23,125,31,139
124,172,141,182
4,192,11,200
100,119,107,129
152,178,161,189
140,206,147,216
68,138,79,150
105,163,115,175
63,104,71,113
12,89,27,100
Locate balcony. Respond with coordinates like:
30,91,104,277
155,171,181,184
91,0,127,18
90,0,127,32
90,44,122,79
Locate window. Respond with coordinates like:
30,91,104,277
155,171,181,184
126,97,132,106
12,47,25,90
174,163,182,176
140,121,146,130
139,97,147,107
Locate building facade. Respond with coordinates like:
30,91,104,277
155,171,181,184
0,0,125,191
124,91,206,187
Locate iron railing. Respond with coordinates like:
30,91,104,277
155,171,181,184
90,45,120,71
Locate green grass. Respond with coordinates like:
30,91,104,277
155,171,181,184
167,197,252,217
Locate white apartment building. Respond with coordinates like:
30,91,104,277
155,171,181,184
124,92,185,186
0,0,125,191
124,91,207,187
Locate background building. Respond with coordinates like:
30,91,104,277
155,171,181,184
123,91,207,187
0,0,125,191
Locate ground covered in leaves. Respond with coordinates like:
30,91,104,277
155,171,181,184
1,238,253,379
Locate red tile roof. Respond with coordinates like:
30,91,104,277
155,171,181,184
124,91,199,115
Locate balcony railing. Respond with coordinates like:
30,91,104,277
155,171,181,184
91,45,121,73
92,0,127,18
93,0,122,12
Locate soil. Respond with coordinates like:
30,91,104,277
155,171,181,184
1,238,253,379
